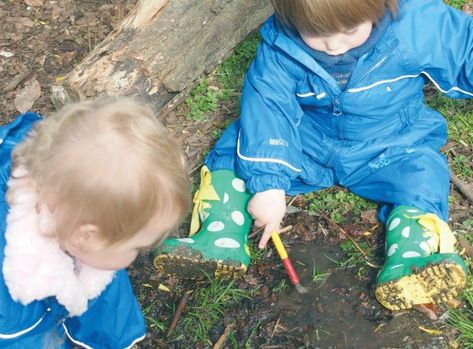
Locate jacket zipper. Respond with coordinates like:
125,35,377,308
347,54,389,89
331,51,392,139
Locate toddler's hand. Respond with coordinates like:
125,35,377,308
247,189,286,249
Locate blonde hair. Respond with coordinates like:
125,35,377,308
270,0,398,35
12,97,191,245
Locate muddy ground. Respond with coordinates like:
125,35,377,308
1,1,472,348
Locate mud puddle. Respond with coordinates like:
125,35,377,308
273,241,450,349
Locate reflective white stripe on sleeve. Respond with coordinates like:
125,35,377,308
347,74,419,93
348,72,473,97
0,311,48,339
63,323,146,349
237,131,302,173
422,71,473,97
296,92,326,99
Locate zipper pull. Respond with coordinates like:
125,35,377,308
332,98,342,116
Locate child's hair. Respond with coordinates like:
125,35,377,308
270,0,399,35
12,97,191,245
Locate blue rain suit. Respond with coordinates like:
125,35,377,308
0,113,146,348
206,0,473,221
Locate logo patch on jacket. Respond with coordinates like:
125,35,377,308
269,138,288,147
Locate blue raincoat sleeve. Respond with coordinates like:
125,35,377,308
63,270,146,349
397,0,473,98
237,40,305,194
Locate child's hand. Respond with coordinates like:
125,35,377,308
247,189,286,249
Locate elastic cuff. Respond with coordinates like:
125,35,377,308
204,153,236,172
246,174,291,194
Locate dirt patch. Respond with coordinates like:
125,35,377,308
0,0,135,122
133,210,461,348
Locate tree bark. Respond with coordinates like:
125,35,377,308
51,0,272,115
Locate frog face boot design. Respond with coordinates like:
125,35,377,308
375,206,468,310
154,166,252,278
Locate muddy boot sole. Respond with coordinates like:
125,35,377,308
375,262,467,310
154,253,247,279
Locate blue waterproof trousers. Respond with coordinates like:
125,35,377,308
205,109,450,223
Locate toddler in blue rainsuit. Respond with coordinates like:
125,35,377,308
0,98,190,348
155,0,471,310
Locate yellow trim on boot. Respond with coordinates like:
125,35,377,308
190,166,220,236
413,213,456,253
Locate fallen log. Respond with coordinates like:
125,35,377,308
51,0,272,115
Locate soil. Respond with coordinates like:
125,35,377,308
1,1,472,349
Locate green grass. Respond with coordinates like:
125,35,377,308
311,260,331,285
448,278,473,348
339,240,373,268
183,32,260,121
462,219,473,244
273,279,288,293
445,0,468,9
306,187,377,224
248,241,267,263
427,92,473,181
313,326,332,342
428,92,473,147
453,154,473,180
179,278,250,345
243,320,262,348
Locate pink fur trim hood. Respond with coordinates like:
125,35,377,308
2,166,114,316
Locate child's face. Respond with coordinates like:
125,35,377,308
299,21,373,56
59,215,174,271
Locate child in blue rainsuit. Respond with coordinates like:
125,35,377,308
155,0,471,310
0,98,190,348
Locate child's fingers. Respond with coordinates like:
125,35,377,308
259,223,279,249
254,219,264,228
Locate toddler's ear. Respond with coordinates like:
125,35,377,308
70,224,106,253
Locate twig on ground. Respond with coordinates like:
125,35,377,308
287,194,299,207
189,164,201,175
249,225,293,239
212,322,235,349
271,311,284,338
320,214,381,268
166,290,192,337
3,70,32,92
451,173,473,204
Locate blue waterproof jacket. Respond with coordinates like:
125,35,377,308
0,113,146,348
206,0,473,220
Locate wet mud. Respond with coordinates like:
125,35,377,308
272,241,450,348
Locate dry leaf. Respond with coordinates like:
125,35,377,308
418,326,443,335
414,303,438,320
158,284,171,292
19,17,35,28
0,51,14,58
14,77,41,113
24,0,44,6
360,209,378,224
447,298,462,309
458,234,473,258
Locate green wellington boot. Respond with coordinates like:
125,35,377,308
375,206,468,310
154,166,252,278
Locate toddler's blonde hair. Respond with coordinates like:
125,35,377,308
12,97,191,245
270,0,398,35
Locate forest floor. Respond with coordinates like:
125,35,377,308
1,1,472,348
